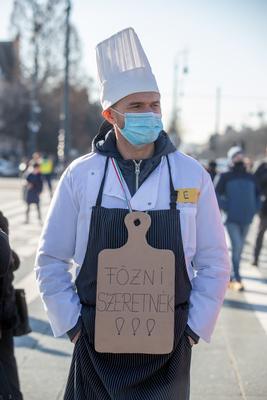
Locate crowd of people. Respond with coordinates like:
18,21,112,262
206,145,267,291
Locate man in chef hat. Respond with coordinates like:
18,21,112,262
36,28,230,399
96,27,165,162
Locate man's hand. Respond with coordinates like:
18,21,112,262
72,330,81,344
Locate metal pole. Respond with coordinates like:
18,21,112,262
171,60,180,147
28,17,41,157
169,50,188,148
63,0,71,162
215,87,221,134
172,61,178,123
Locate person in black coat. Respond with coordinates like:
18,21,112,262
25,163,43,224
0,227,10,277
0,211,23,400
207,160,217,182
253,151,267,266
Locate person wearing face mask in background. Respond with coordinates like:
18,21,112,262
216,146,260,291
35,27,230,400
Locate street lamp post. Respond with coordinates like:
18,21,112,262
27,18,42,158
169,50,189,148
57,0,71,167
215,87,221,135
64,0,71,162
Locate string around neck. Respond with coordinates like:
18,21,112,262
111,158,133,212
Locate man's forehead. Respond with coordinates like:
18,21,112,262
120,92,160,105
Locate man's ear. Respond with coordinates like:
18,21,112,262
102,109,115,125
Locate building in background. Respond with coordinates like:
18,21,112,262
0,35,24,159
0,35,20,82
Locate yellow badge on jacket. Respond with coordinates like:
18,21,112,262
176,188,200,203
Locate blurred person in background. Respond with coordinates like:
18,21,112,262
24,162,43,224
40,154,54,198
19,153,42,178
216,146,260,291
244,156,254,173
31,152,42,166
252,146,267,266
0,212,23,400
207,160,217,182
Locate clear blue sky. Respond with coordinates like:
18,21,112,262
1,0,267,144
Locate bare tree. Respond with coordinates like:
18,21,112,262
10,0,83,88
0,81,30,154
1,1,102,157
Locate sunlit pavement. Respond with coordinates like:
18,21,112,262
191,218,267,400
1,178,267,399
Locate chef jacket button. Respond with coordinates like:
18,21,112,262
148,202,152,206
91,172,95,175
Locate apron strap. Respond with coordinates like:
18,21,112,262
166,156,177,210
96,156,176,210
96,157,109,206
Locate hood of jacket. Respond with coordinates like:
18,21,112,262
92,120,176,160
92,120,177,196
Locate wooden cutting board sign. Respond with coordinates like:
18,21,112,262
95,211,175,354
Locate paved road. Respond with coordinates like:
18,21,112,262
1,177,267,399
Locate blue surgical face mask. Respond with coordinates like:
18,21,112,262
111,109,163,147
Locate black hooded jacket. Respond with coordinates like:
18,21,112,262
92,121,176,196
0,229,10,277
0,212,20,331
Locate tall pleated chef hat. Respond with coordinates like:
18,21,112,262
96,27,159,110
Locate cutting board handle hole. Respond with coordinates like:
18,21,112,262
134,219,141,226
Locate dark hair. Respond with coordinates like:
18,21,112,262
209,160,217,168
33,162,40,168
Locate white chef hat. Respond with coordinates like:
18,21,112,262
96,27,159,110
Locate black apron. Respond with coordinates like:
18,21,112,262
64,156,192,400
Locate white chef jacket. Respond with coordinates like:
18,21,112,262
35,151,230,342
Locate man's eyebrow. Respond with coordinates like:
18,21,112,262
127,101,160,106
127,101,144,106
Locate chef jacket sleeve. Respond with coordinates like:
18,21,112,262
188,169,230,342
35,167,82,337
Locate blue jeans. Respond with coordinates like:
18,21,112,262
226,222,250,282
